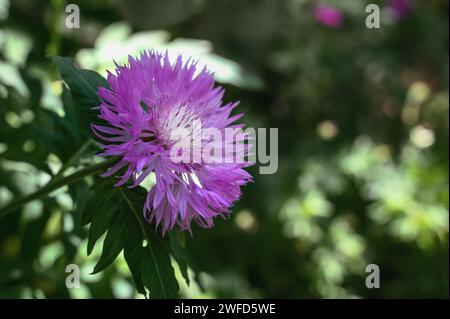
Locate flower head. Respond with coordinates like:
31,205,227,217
93,51,252,234
314,4,343,28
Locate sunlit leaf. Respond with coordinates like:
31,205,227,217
51,56,108,134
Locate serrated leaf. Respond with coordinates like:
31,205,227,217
81,180,115,225
82,182,183,298
87,196,119,255
91,201,130,274
119,188,179,298
142,237,180,299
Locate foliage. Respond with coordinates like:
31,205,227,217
0,0,448,298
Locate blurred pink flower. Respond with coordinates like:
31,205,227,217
388,0,412,19
314,4,343,28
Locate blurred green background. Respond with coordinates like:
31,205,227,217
0,0,448,298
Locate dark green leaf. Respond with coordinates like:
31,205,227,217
82,183,183,298
81,180,114,225
142,237,180,298
91,202,130,274
51,56,108,134
123,220,145,295
169,231,190,286
87,196,119,255
119,188,179,298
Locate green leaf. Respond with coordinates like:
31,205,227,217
169,231,190,286
52,56,107,107
81,179,114,225
92,201,130,274
82,182,183,298
141,232,180,298
61,86,85,144
87,195,118,255
51,56,108,134
123,221,145,295
123,244,145,295
119,188,179,298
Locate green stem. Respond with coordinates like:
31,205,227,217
0,158,117,220
50,139,94,183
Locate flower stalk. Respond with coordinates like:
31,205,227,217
0,157,117,219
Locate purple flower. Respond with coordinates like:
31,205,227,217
387,0,411,19
314,4,343,28
93,51,252,234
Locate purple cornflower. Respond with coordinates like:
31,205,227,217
93,51,252,234
314,4,343,28
387,0,411,19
